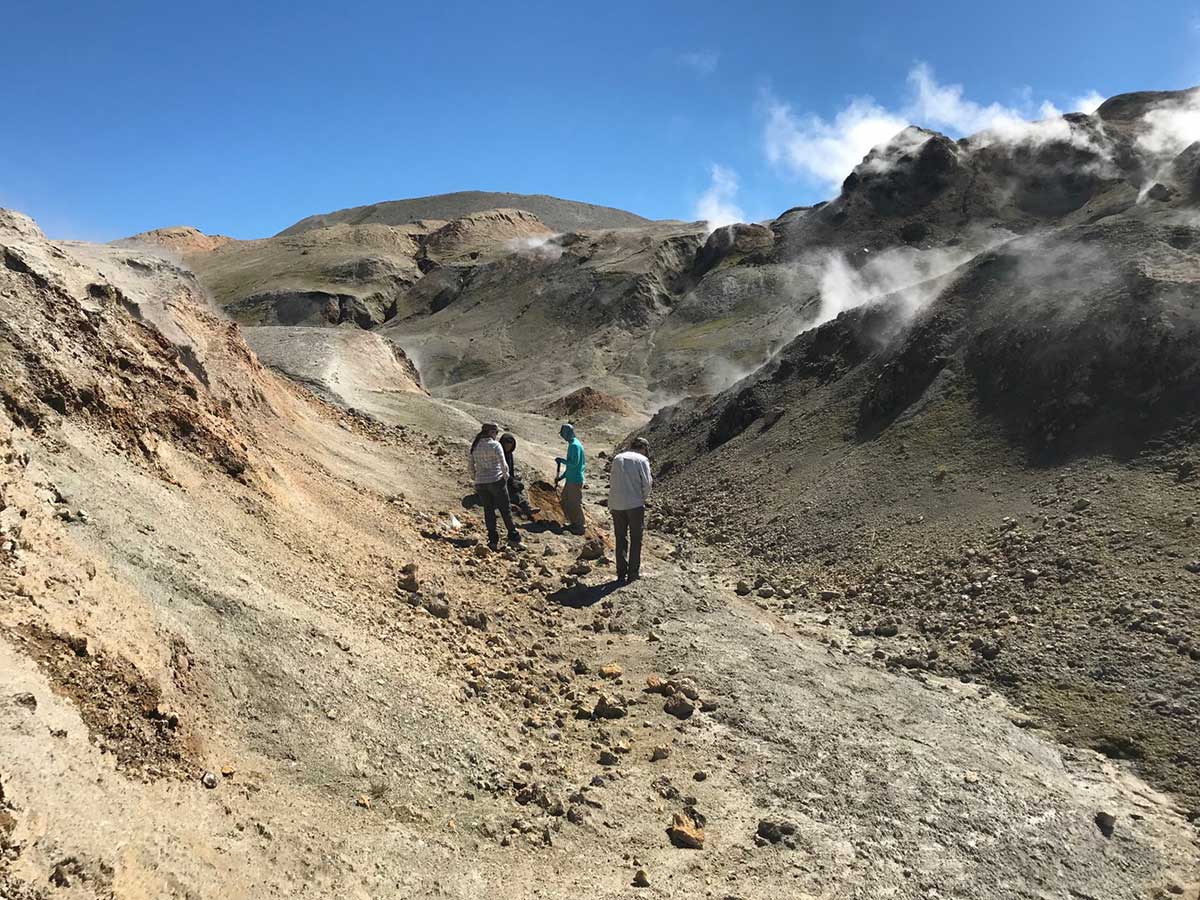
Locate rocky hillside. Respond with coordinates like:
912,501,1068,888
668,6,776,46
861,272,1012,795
98,84,1200,828
277,190,654,236
642,88,1200,815
133,91,1200,445
3,207,1197,900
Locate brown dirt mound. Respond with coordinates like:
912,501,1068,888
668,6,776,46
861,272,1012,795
114,225,236,256
526,480,607,542
9,624,197,781
545,386,636,419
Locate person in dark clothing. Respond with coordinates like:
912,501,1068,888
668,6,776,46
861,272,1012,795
498,433,540,519
468,423,521,549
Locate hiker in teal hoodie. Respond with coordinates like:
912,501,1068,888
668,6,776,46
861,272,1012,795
555,423,586,534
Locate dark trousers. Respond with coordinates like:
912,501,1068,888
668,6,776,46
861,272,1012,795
477,480,517,543
611,506,645,580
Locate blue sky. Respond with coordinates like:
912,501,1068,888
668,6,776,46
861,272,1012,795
4,0,1199,240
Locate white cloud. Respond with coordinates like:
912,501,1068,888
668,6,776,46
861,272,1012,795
905,62,1026,135
1072,91,1106,114
765,98,908,188
694,164,745,232
677,50,719,76
765,64,1109,189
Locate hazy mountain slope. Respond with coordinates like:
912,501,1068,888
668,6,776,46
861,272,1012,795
118,210,555,331
381,221,709,413
277,190,653,236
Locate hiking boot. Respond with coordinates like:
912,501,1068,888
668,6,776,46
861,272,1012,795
507,532,522,545
487,539,499,551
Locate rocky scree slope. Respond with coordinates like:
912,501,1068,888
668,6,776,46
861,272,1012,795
2,209,1198,899
642,88,1200,817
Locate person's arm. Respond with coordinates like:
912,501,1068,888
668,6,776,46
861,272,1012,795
567,442,584,478
640,458,653,504
467,447,476,483
496,443,510,481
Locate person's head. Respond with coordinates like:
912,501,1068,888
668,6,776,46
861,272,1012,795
559,423,576,442
499,433,516,452
472,422,500,450
631,437,650,456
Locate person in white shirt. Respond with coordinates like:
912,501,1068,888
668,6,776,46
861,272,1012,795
607,437,652,583
468,422,521,548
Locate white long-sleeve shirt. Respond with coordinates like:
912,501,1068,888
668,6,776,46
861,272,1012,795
608,451,652,511
468,438,509,485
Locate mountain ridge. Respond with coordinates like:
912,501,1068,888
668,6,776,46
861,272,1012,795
276,190,656,237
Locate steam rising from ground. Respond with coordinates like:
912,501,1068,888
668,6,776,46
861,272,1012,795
1138,91,1200,161
811,234,1011,330
766,63,1106,188
653,235,1014,409
505,233,565,261
695,164,746,232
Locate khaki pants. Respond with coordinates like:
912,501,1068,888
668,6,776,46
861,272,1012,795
560,482,585,533
611,506,645,580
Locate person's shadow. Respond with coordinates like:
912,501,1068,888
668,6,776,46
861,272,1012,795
419,529,478,548
547,580,621,609
522,520,564,535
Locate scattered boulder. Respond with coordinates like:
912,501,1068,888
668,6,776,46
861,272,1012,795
422,595,451,619
757,818,797,844
1094,811,1116,838
593,695,628,720
201,771,218,789
664,696,695,720
578,539,605,561
671,679,700,701
599,663,623,679
397,563,420,593
650,745,671,762
666,811,705,849
460,608,490,631
632,868,650,888
12,692,37,710
645,674,670,694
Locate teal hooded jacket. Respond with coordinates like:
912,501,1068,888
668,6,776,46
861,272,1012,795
557,424,585,485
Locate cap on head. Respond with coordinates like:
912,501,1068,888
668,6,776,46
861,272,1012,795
631,437,650,454
481,422,499,436
559,423,576,441
499,432,516,450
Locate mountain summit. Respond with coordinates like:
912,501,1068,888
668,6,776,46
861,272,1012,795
276,190,654,236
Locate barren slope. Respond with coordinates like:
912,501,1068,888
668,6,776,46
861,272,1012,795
3,208,1197,899
277,190,653,236
643,197,1200,817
